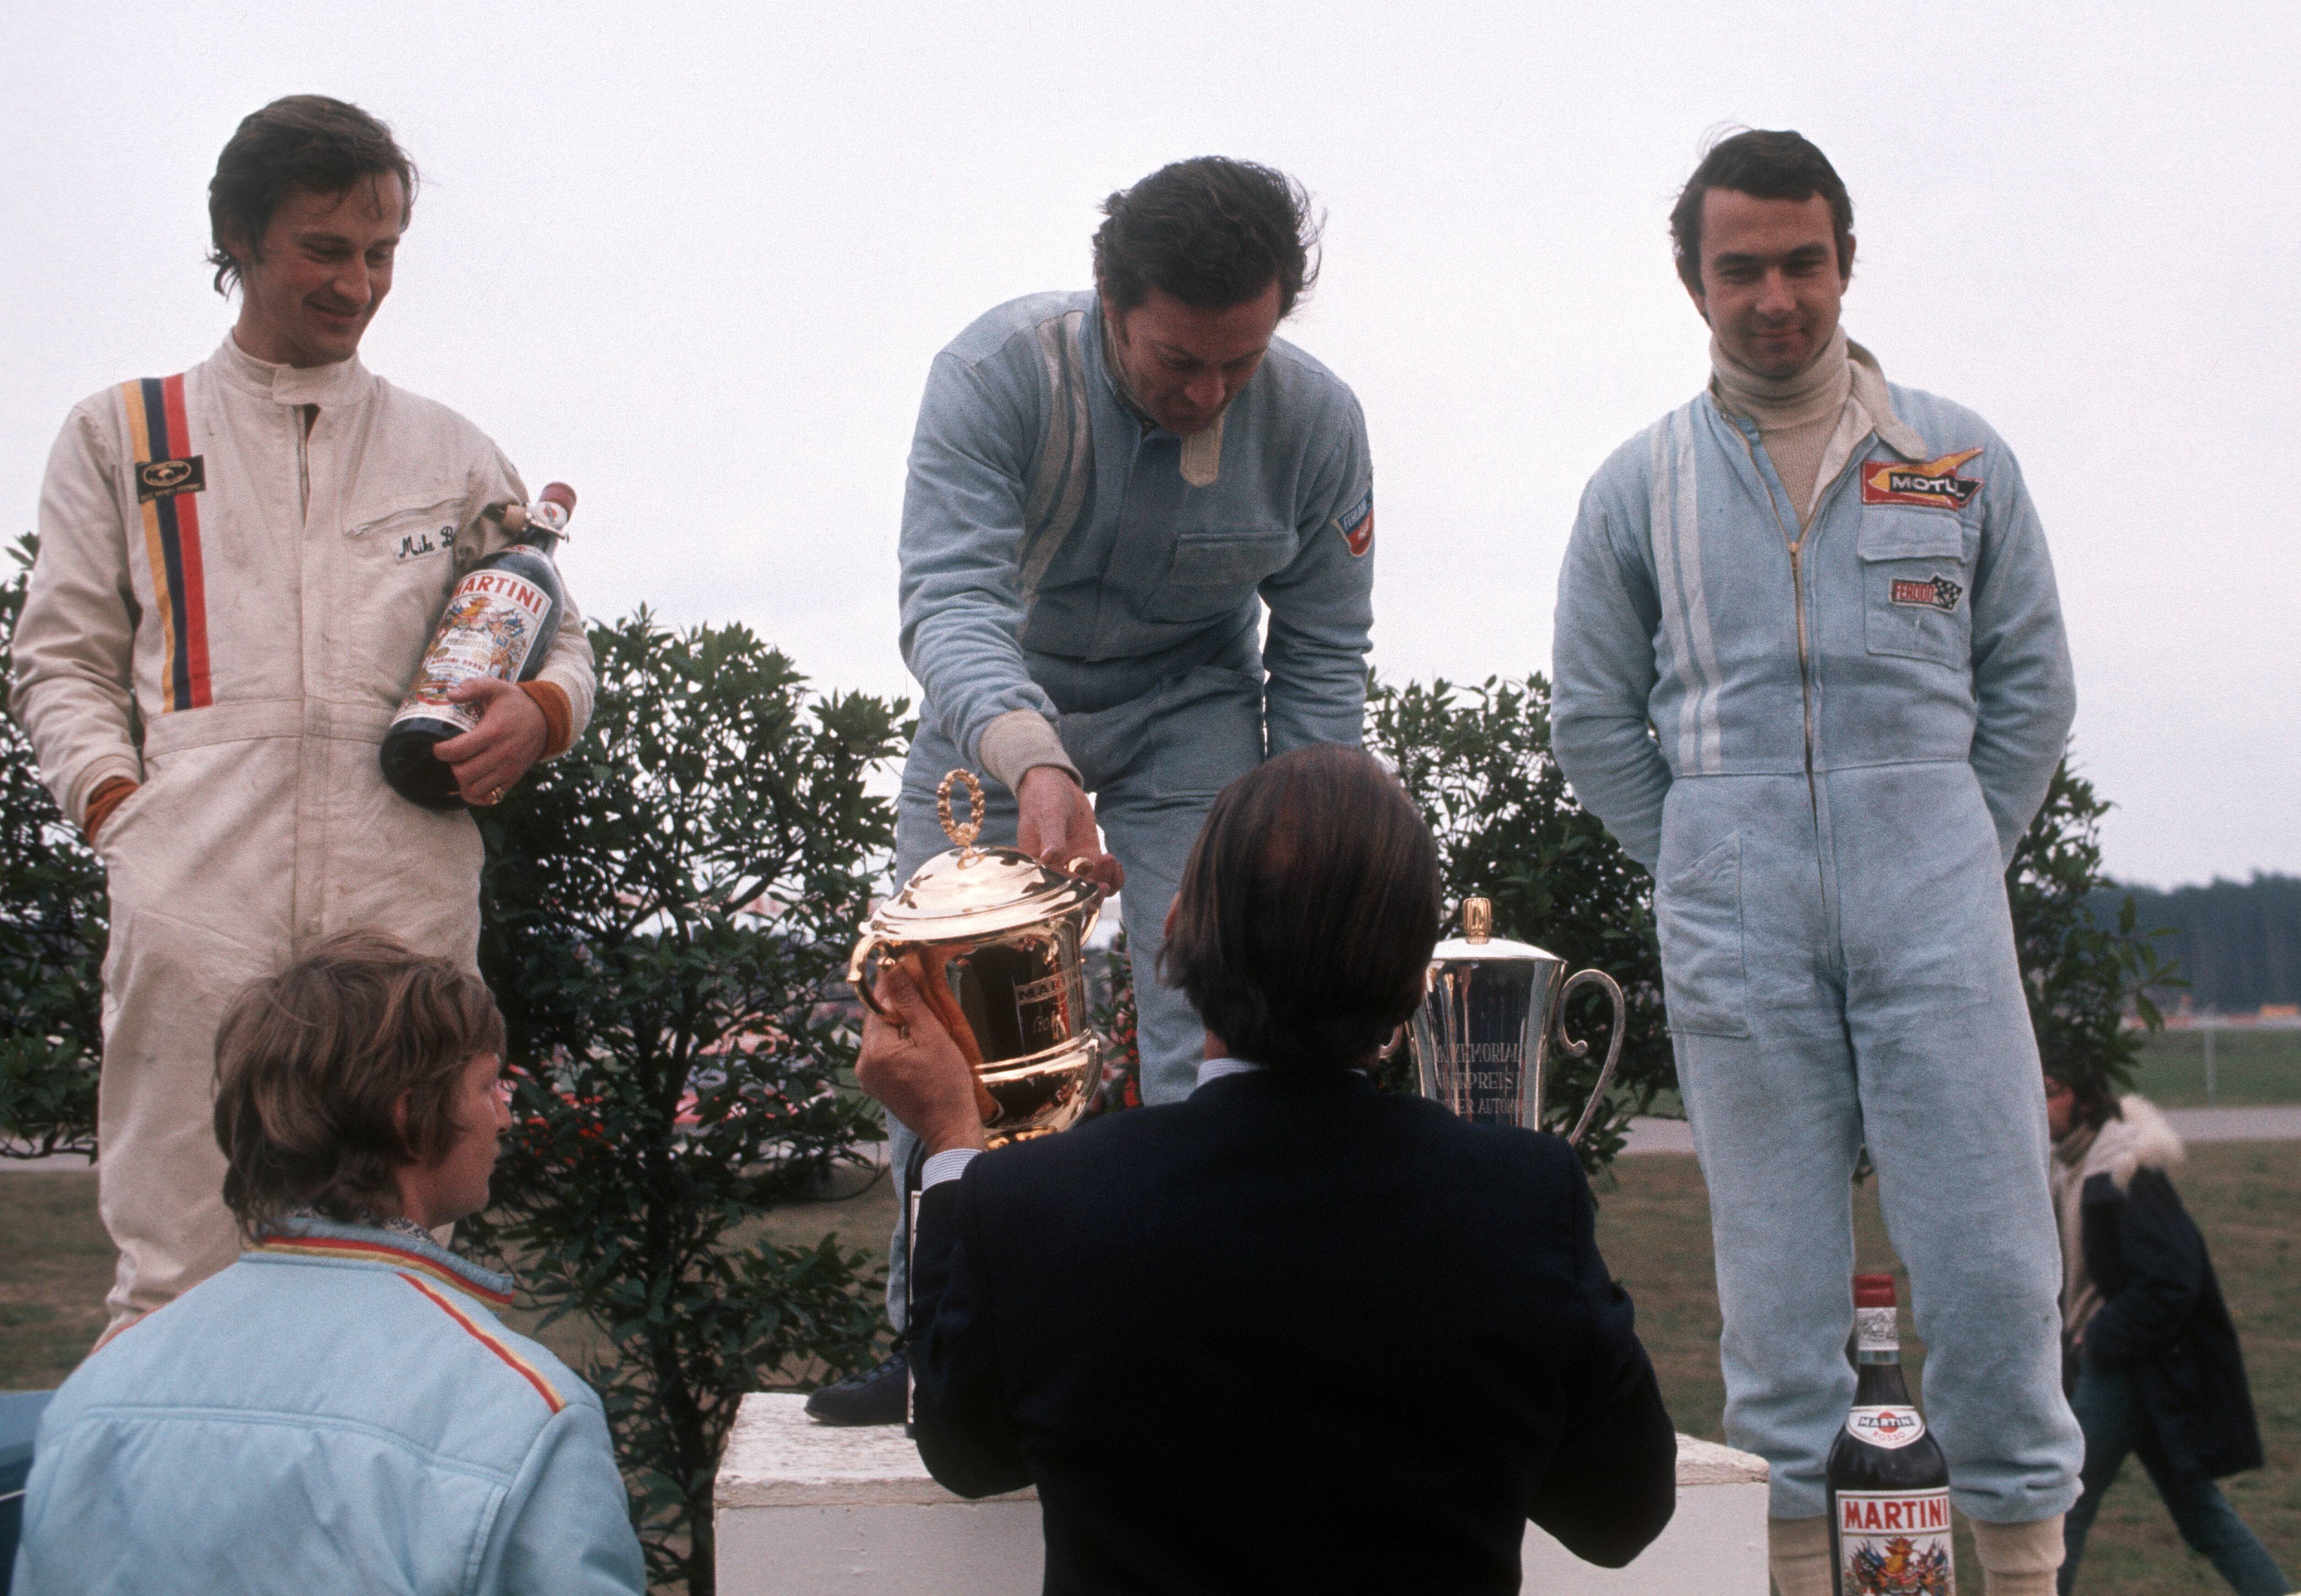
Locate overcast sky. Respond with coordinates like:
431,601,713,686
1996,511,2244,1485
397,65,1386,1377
5,0,2295,889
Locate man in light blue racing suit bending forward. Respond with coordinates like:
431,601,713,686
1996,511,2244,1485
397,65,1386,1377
1551,131,2084,1596
808,157,1375,1424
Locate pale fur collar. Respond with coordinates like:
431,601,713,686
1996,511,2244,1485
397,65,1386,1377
2078,1095,2185,1191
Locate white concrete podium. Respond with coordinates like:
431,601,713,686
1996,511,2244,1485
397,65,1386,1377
715,1394,1768,1594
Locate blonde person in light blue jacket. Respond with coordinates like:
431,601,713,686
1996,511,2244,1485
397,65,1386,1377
1551,131,2082,1596
14,933,643,1596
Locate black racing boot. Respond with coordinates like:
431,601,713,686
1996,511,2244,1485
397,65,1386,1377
804,1349,908,1426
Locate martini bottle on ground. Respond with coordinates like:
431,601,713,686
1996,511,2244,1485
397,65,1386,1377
381,483,574,810
1827,1272,1955,1596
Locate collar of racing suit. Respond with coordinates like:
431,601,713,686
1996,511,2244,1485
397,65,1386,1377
212,331,376,409
1095,296,1159,432
1708,329,1931,527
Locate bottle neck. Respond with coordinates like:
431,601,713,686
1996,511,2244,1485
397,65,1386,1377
510,528,561,557
1854,1356,1913,1405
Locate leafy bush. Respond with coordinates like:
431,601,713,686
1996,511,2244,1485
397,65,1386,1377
2009,759,2177,1100
0,534,103,1161
461,611,907,1594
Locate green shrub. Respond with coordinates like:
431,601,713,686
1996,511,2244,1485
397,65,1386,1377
462,611,908,1594
2008,759,2178,1100
0,534,102,1162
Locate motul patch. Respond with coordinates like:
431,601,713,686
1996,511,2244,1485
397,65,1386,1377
135,456,205,502
1335,487,1374,557
1891,575,1963,612
1860,446,1982,511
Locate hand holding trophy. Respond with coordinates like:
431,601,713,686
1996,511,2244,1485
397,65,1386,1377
847,771,1110,1146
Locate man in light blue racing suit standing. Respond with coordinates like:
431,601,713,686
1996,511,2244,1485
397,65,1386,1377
1551,131,2083,1596
809,157,1375,1424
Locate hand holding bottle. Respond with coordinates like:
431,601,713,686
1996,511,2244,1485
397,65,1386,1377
434,678,549,806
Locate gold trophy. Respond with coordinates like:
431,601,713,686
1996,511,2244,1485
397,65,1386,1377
1410,897,1626,1146
847,771,1107,1146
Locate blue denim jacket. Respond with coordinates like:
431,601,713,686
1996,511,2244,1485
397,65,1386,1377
899,291,1375,763
14,1216,643,1595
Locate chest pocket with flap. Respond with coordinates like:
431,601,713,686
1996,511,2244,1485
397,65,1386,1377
1142,528,1298,623
346,491,468,570
1857,507,1975,668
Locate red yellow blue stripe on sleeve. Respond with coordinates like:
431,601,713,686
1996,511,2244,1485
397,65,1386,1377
399,1272,567,1415
116,375,211,711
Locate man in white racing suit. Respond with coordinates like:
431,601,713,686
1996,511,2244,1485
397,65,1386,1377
9,95,595,1334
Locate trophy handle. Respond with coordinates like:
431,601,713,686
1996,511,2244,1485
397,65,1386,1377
847,933,897,1023
1551,968,1626,1148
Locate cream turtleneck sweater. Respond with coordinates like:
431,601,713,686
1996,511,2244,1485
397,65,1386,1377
1709,326,1853,527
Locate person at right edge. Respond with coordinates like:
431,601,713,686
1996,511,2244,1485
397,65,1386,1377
2045,1070,2290,1595
1550,129,2084,1596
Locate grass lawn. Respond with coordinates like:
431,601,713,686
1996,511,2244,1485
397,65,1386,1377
2133,1028,2301,1108
1637,1027,2301,1123
1591,1144,2300,1595
1,1142,2289,1595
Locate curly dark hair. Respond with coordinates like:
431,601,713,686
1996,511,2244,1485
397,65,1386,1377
1160,745,1440,1071
1668,128,1854,294
1092,156,1321,318
213,931,504,1237
207,95,418,295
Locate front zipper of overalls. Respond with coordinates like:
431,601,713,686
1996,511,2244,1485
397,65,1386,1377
1731,427,1822,817
294,404,314,523
1734,420,1867,958
291,399,321,947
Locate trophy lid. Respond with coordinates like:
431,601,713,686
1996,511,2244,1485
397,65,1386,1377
865,770,1103,942
1429,896,1560,964
873,844,1104,941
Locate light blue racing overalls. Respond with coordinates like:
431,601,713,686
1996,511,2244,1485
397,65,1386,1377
887,290,1375,1327
1551,358,2084,1525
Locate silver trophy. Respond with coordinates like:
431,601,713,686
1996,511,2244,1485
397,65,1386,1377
1410,897,1626,1146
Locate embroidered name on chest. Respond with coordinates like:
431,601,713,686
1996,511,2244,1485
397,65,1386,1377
395,524,458,563
1859,446,1983,511
135,457,205,502
1891,575,1964,612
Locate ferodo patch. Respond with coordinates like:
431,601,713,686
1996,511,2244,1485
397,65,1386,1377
1860,447,1983,511
1891,575,1964,612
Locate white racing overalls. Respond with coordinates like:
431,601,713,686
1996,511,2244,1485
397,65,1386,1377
1550,349,2084,1525
889,290,1375,1324
10,337,595,1327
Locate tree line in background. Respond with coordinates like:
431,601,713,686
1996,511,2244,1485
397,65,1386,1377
0,538,2180,1590
2096,875,2301,1015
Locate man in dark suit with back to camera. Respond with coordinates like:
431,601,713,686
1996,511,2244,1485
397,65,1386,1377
856,744,1677,1595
